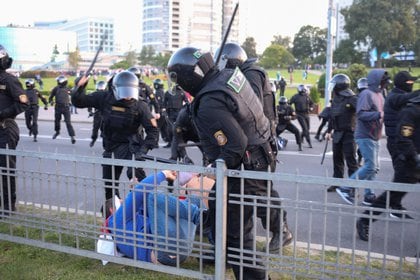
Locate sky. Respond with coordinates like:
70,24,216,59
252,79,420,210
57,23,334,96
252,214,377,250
1,0,329,53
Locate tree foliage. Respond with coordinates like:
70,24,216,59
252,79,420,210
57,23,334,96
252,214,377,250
271,35,292,50
341,0,419,59
333,39,364,65
241,37,257,58
67,47,81,71
125,50,137,67
292,25,327,63
138,46,156,65
259,45,295,69
109,60,130,70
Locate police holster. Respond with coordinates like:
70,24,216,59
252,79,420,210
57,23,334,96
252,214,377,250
243,142,275,171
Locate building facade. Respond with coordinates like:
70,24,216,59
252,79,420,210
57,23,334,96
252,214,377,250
0,26,77,71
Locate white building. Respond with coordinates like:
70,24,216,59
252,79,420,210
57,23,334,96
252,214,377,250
141,0,239,54
35,17,115,54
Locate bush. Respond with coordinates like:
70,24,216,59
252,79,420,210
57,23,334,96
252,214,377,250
309,86,320,104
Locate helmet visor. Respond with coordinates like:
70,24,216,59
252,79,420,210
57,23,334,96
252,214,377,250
114,86,138,100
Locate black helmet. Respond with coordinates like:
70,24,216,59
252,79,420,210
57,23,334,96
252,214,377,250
167,47,215,96
279,96,288,104
56,75,68,86
153,78,164,90
25,79,35,89
0,45,13,70
214,42,248,70
95,80,107,91
297,84,308,94
357,77,368,91
328,74,350,93
127,67,142,79
111,70,139,100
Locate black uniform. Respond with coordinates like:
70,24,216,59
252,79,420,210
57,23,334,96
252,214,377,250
25,87,48,141
88,106,103,147
279,78,287,96
358,95,420,232
327,89,358,180
290,90,314,147
0,70,29,213
276,102,302,150
315,106,331,141
163,86,188,145
72,87,159,200
139,81,159,113
49,84,76,139
169,104,208,165
154,86,171,143
192,67,287,279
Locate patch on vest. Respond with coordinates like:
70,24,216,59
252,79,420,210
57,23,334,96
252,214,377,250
400,125,414,137
112,106,126,112
0,84,5,90
193,50,202,59
214,130,227,146
345,103,351,108
176,127,182,133
19,94,28,104
227,67,246,93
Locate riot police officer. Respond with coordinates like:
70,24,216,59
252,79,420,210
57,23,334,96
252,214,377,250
289,84,314,148
357,91,420,241
24,79,48,142
325,74,358,192
88,80,107,147
127,67,160,117
215,42,278,156
0,44,29,215
276,96,302,151
72,71,159,200
49,75,76,144
167,47,292,280
152,79,168,144
163,84,189,148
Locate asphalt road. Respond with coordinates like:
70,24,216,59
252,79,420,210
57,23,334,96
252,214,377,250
13,110,420,258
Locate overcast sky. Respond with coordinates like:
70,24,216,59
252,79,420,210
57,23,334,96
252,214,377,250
1,0,329,53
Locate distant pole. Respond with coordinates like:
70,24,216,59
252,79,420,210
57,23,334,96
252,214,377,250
325,0,335,106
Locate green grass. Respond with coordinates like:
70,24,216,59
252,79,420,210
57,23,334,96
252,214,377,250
1,205,418,280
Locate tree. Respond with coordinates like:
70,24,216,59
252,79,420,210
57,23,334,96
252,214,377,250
241,37,257,58
292,25,327,63
110,60,130,70
271,35,292,50
259,45,295,69
125,50,137,67
51,44,60,62
333,39,364,65
341,0,419,66
153,52,172,69
138,46,156,65
68,47,81,71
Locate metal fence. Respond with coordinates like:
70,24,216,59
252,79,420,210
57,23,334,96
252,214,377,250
0,148,419,279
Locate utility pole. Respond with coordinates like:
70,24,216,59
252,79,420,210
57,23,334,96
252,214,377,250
325,0,335,106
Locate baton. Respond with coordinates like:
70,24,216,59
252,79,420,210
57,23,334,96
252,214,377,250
320,138,329,165
214,2,239,66
178,142,202,148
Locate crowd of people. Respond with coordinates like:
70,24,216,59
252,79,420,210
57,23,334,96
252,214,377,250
1,42,419,279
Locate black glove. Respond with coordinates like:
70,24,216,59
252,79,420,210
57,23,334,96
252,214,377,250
88,112,94,118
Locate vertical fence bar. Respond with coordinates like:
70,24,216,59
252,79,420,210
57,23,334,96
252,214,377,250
214,159,227,280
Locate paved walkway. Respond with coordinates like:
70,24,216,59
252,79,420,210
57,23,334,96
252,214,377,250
16,106,324,134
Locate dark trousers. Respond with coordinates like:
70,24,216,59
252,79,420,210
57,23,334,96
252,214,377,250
316,118,328,137
25,105,40,136
332,132,358,179
54,105,75,136
0,120,19,212
102,144,146,199
277,123,301,145
297,113,311,144
91,113,102,140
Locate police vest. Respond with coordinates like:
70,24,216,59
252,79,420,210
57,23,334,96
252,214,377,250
197,67,270,145
26,89,40,105
55,87,71,105
330,93,356,131
101,97,143,144
241,64,277,122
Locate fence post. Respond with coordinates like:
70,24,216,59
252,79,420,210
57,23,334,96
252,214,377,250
214,159,227,279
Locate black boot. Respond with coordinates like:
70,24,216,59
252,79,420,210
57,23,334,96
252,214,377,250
89,138,96,147
298,144,302,151
71,136,76,144
33,135,37,142
52,131,59,139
